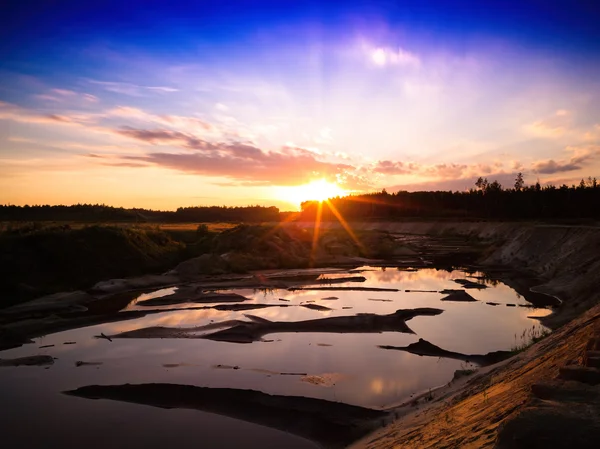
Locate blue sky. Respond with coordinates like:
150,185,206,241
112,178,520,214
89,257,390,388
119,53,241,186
1,1,599,209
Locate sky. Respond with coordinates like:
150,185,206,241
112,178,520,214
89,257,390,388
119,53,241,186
1,0,599,211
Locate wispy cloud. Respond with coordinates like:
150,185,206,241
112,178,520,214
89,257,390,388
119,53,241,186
115,127,198,146
525,109,573,138
0,101,87,126
88,80,179,96
107,106,213,133
35,89,98,103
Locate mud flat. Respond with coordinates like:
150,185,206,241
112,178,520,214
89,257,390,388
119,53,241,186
0,354,54,367
65,383,386,449
301,304,333,311
289,286,400,292
453,279,488,289
440,290,478,302
137,289,251,306
379,338,512,366
108,308,444,343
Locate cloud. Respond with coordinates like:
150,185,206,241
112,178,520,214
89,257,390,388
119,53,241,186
111,123,532,189
106,106,149,119
114,136,353,186
525,109,573,138
388,172,521,192
0,101,89,126
35,94,61,102
46,114,76,123
109,122,357,186
88,80,179,96
35,89,98,103
102,162,150,168
313,127,334,145
107,107,213,133
145,86,179,93
157,114,213,132
370,46,421,68
511,160,524,171
583,124,600,141
531,145,600,174
532,159,581,174
336,172,375,190
115,126,226,153
116,127,192,144
423,163,468,179
372,160,419,175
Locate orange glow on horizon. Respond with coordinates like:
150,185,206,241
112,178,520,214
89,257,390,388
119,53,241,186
279,179,347,208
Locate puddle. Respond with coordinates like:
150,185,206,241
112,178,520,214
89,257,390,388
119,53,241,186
0,267,551,448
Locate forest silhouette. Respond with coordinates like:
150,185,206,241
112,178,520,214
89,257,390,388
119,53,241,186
1,175,599,223
299,175,600,221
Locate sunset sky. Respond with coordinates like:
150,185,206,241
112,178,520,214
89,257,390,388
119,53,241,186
1,0,599,210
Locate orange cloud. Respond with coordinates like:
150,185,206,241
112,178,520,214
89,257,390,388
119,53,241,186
116,139,354,186
372,160,419,175
525,109,573,138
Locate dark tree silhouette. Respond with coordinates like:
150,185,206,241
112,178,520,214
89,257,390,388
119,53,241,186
0,204,280,223
514,173,524,191
2,176,600,224
297,176,600,222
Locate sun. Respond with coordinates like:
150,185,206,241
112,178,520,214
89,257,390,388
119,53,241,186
282,179,347,208
301,179,346,202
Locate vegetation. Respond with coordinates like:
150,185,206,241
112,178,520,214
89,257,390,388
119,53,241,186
299,175,600,221
0,221,402,307
4,175,599,224
510,324,551,353
0,204,280,223
0,225,184,307
206,224,399,272
173,206,279,222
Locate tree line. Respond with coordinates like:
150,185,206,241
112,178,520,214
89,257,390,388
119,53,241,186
298,175,600,221
0,204,280,223
3,174,599,223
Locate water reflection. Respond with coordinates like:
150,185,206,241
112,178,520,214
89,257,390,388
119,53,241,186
0,267,553,448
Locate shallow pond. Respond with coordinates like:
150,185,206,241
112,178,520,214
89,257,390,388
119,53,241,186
0,267,552,449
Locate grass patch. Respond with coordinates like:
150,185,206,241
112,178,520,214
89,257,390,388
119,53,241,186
510,324,551,353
